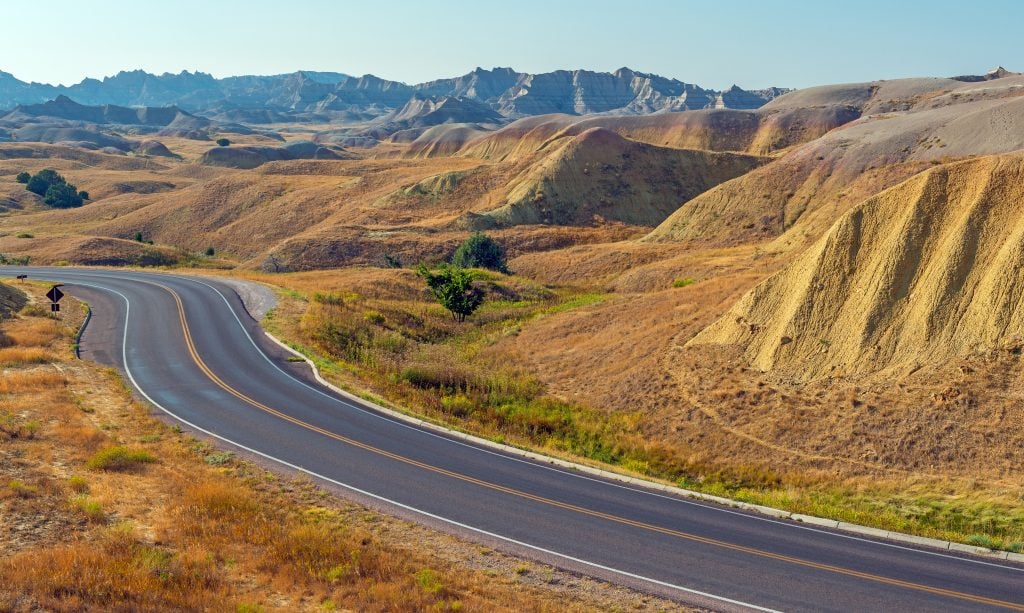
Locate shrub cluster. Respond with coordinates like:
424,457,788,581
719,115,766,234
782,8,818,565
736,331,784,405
451,232,508,273
17,169,89,208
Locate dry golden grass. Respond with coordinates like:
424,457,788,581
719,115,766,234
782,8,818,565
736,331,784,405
0,346,52,366
0,370,66,393
5,316,61,347
1,527,229,611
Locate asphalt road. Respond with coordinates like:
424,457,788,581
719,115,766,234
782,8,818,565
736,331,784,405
4,267,1022,612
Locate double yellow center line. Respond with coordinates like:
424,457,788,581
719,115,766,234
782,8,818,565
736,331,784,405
162,282,1023,611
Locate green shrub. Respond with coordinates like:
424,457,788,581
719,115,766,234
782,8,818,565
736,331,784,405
72,495,106,523
136,249,176,267
8,479,39,498
966,533,998,549
673,278,696,288
67,475,90,494
22,419,40,438
15,171,30,184
313,319,373,362
401,364,466,390
15,233,33,238
204,451,234,466
0,253,30,265
26,169,64,196
216,138,230,147
414,569,443,594
22,169,86,208
18,304,49,317
451,232,508,273
204,246,216,257
312,292,344,305
86,446,157,471
44,183,84,208
440,394,476,417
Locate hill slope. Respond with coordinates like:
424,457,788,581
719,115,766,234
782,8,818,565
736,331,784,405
470,127,764,227
687,153,1024,379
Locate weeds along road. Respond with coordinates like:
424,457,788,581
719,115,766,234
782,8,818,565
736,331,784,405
4,266,1023,613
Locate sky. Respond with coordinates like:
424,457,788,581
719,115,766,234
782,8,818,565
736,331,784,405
2,0,1021,90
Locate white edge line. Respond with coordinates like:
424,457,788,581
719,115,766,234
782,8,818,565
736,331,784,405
67,278,780,613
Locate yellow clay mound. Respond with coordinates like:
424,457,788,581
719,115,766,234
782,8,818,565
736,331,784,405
688,153,1024,379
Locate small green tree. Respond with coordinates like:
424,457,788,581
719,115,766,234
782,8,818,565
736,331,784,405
78,190,89,201
133,231,144,242
43,183,84,208
418,264,484,323
15,171,30,184
216,138,230,147
204,246,215,257
451,232,508,273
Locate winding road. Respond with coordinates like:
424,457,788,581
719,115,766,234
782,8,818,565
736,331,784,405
3,267,1022,612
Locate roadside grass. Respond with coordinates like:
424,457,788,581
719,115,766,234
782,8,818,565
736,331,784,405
6,316,61,345
707,479,1024,550
86,446,157,471
0,346,52,366
0,369,65,394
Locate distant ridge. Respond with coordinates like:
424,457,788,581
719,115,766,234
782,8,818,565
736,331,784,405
5,95,194,126
0,67,789,120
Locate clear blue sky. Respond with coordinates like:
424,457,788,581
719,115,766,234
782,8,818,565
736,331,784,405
3,0,1021,89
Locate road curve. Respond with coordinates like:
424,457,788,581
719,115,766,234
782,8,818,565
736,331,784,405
3,267,1022,612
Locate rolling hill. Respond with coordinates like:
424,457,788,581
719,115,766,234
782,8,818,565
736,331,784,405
467,127,764,227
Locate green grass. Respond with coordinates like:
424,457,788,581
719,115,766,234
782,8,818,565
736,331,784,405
536,292,608,316
204,451,234,466
8,479,39,498
67,475,90,494
414,569,443,595
72,495,106,523
86,446,157,471
699,481,1024,551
